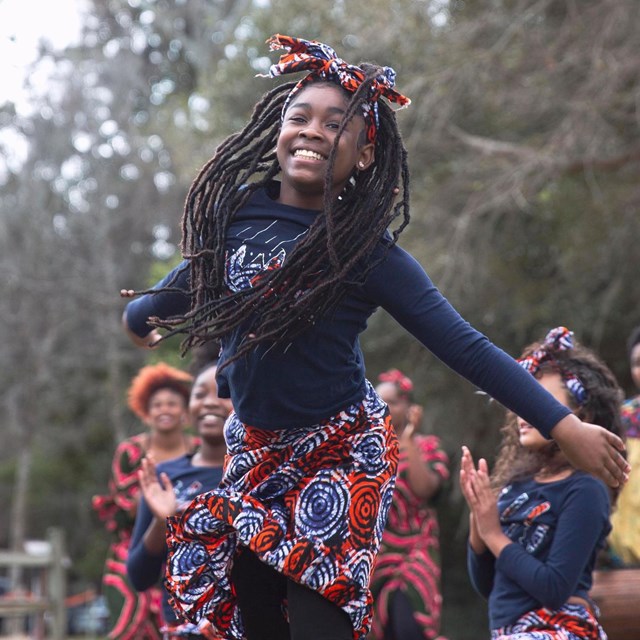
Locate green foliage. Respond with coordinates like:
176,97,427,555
1,1,639,637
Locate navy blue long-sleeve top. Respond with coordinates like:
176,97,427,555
126,454,223,624
467,472,611,629
125,182,571,433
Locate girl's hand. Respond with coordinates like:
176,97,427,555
467,458,511,557
459,446,476,506
122,310,162,349
460,447,510,556
468,512,486,554
551,414,629,488
460,447,487,552
407,404,423,430
466,459,500,539
399,404,422,449
138,456,177,520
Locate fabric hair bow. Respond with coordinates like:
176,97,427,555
517,326,588,406
378,368,414,397
263,34,411,143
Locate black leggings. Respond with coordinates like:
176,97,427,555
383,589,424,640
231,548,353,640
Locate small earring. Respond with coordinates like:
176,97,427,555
358,162,365,169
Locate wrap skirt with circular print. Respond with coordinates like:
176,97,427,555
491,603,607,640
165,382,399,640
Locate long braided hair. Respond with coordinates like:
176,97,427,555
150,66,410,365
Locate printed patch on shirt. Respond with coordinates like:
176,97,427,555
525,523,550,553
524,501,551,524
226,244,286,292
499,491,529,522
224,221,309,293
173,479,205,505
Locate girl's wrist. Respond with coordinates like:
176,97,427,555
483,531,511,558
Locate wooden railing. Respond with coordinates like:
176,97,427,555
0,528,67,639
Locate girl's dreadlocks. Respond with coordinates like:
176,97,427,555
149,66,410,365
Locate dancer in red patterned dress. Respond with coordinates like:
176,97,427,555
93,363,197,640
369,370,449,640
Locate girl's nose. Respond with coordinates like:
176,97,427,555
299,123,323,139
203,394,223,409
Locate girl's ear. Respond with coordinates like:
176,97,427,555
356,143,375,171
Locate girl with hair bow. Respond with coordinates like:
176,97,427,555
122,35,628,640
461,327,624,640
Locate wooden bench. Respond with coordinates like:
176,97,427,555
590,567,640,640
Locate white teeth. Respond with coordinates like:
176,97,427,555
294,149,324,160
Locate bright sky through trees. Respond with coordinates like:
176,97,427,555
0,0,85,107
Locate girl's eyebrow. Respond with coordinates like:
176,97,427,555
287,102,346,116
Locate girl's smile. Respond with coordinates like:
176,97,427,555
146,389,188,432
190,367,232,441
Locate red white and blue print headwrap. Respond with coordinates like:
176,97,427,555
263,34,411,143
517,326,588,406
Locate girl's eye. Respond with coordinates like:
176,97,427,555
327,122,340,130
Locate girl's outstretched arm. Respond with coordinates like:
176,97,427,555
121,261,191,347
365,247,630,488
550,414,629,488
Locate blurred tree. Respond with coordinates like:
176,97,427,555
1,0,638,636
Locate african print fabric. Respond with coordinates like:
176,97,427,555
162,619,221,640
102,538,164,640
620,395,640,438
490,603,607,640
93,434,164,640
165,382,399,640
609,398,640,565
369,435,449,640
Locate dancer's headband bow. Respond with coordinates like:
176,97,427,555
378,368,413,397
263,34,411,143
517,326,588,406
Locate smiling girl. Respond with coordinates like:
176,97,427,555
127,363,232,640
93,363,194,640
461,327,624,640
122,36,628,640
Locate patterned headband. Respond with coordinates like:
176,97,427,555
263,34,411,143
517,326,588,406
378,368,413,396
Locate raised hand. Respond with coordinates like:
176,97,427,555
138,456,177,520
460,446,509,556
459,445,477,507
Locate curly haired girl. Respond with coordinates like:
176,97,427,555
461,327,624,640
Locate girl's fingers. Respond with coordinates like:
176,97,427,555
461,446,476,474
159,472,172,492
